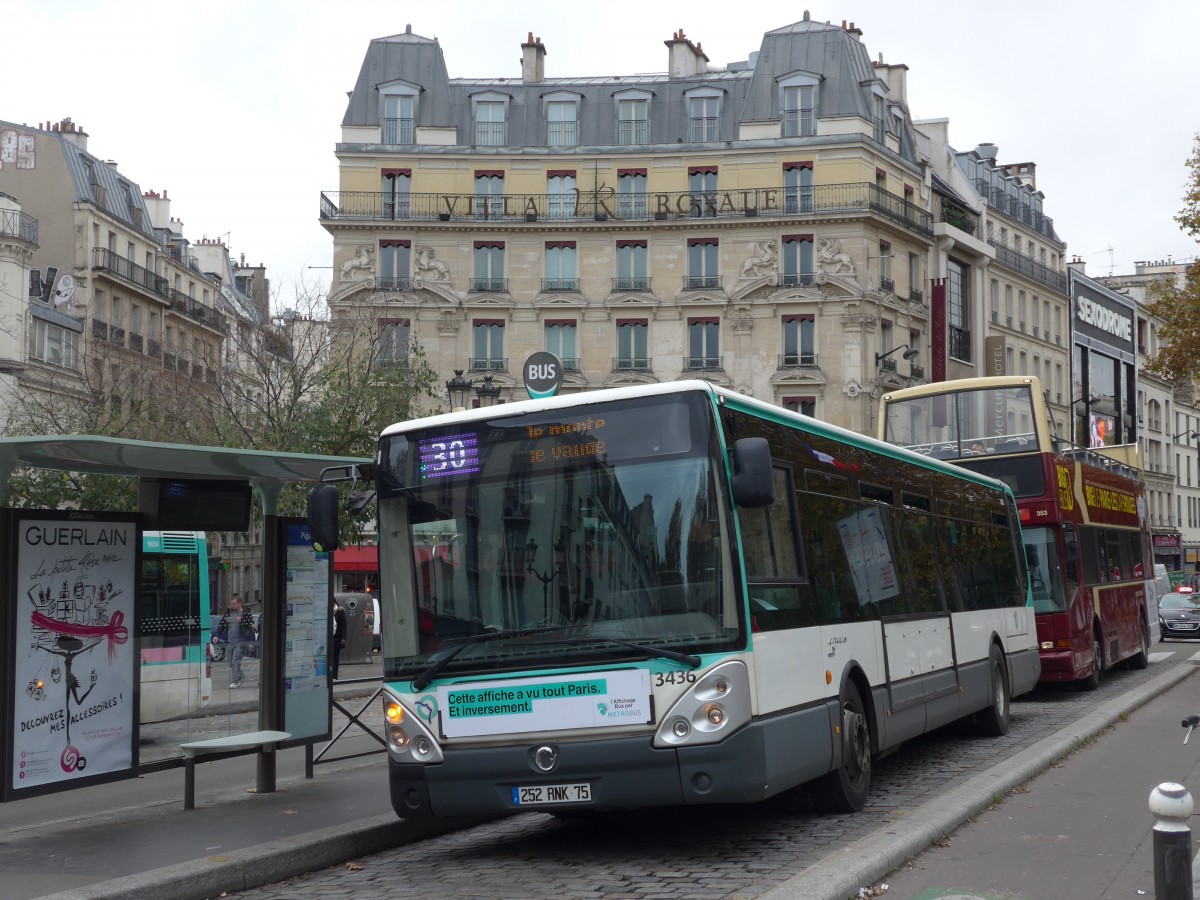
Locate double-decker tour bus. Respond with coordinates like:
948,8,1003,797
879,375,1152,690
139,531,213,722
316,381,1039,818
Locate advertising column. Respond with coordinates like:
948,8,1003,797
5,512,139,799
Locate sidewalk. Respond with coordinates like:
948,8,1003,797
2,664,1194,900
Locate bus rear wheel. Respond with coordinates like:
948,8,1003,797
1127,619,1150,670
1077,634,1103,692
976,645,1010,736
814,683,871,813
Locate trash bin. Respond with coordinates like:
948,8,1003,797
335,592,374,664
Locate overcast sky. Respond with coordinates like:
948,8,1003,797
7,0,1198,308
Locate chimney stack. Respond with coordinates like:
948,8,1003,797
665,29,709,79
521,32,547,83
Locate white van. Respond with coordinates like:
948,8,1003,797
1147,564,1170,643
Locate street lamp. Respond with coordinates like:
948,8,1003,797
475,374,501,408
445,369,473,411
875,344,920,368
525,539,563,622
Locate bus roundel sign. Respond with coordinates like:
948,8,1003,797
524,351,564,399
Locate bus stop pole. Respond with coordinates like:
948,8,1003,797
1150,782,1193,900
255,482,285,795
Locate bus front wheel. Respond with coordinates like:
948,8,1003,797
814,683,871,813
1077,633,1103,692
976,645,1010,736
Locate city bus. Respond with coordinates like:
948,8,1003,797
139,531,213,723
878,375,1152,690
320,380,1039,817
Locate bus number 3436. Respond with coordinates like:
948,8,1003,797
654,671,698,686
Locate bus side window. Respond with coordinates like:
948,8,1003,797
740,466,810,631
1061,523,1080,597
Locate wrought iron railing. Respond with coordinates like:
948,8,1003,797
778,353,819,368
0,206,38,243
474,121,506,146
470,277,508,293
468,357,507,372
541,277,578,292
376,277,413,292
879,277,895,293
781,273,816,287
986,240,1067,293
687,117,719,142
561,357,580,372
949,325,971,361
683,275,721,290
782,109,816,137
381,117,414,144
547,121,578,147
612,357,651,372
936,199,977,235
320,182,932,234
92,247,170,298
684,356,723,371
617,120,649,145
613,276,651,292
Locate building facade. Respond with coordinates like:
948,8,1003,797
323,17,938,435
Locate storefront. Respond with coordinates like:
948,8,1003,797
1069,268,1137,448
332,544,378,594
1154,532,1182,573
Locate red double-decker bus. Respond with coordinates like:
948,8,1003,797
879,375,1152,689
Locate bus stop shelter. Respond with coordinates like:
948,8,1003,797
0,435,371,803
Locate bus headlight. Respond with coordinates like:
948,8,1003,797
654,660,751,748
382,690,444,764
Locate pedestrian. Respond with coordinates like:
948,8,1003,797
218,594,255,688
331,600,347,680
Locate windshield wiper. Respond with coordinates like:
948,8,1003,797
412,629,516,691
558,636,702,668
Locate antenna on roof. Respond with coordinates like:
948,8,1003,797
1094,246,1114,276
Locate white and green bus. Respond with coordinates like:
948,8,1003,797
338,381,1039,816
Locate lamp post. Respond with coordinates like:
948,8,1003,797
475,374,501,408
446,370,503,412
525,539,562,622
875,343,920,371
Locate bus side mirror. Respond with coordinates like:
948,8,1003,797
307,484,341,552
731,438,774,508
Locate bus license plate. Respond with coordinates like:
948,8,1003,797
512,783,592,806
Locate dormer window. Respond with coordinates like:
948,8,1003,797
380,82,420,145
614,90,652,146
543,93,580,148
778,71,820,137
472,94,509,147
687,94,720,142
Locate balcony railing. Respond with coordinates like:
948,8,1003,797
561,357,580,372
617,120,649,145
781,273,816,287
468,358,507,372
474,121,506,146
879,277,895,294
146,338,161,359
377,276,414,292
320,182,932,234
778,353,819,369
683,275,721,291
687,117,719,142
128,332,143,354
0,206,38,243
547,121,578,147
909,288,923,303
684,355,723,371
612,357,651,372
92,247,170,298
541,277,579,292
91,319,108,340
470,277,509,293
880,357,897,372
936,200,977,235
910,365,925,379
782,108,816,137
613,276,651,292
987,240,1068,293
381,117,414,144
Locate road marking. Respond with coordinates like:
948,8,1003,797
1189,650,1200,663
1149,652,1174,663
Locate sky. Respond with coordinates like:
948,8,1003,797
6,0,1198,308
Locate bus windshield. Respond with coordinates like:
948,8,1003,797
376,393,740,678
1024,525,1069,614
883,383,1040,460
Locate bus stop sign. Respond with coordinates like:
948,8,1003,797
523,351,563,399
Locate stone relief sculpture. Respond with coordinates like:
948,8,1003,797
415,245,450,280
339,244,375,280
739,240,777,278
818,238,855,275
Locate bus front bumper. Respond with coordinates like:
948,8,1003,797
1037,647,1083,682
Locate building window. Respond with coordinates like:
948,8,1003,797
547,172,576,220
615,319,648,370
378,319,410,367
382,94,415,144
378,241,411,291
688,96,719,142
686,238,719,290
784,162,813,213
879,319,894,368
472,319,505,370
872,95,886,143
878,241,892,293
1019,291,1027,330
472,241,506,292
616,240,649,291
1005,285,1013,324
475,172,504,220
990,279,999,321
687,317,720,370
618,170,647,219
545,320,577,371
28,318,80,369
382,169,411,219
544,241,577,291
909,253,921,301
783,84,817,137
474,101,506,146
782,315,815,366
947,259,970,362
783,396,816,416
688,167,717,218
547,101,577,147
781,234,814,287
617,98,649,145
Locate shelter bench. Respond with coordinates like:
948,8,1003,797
179,729,291,810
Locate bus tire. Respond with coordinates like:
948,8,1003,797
976,645,1010,736
814,682,871,813
1127,618,1150,670
1077,632,1103,691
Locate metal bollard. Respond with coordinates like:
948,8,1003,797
1149,782,1193,900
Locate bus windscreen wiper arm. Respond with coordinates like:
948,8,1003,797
412,629,515,691
560,637,702,668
